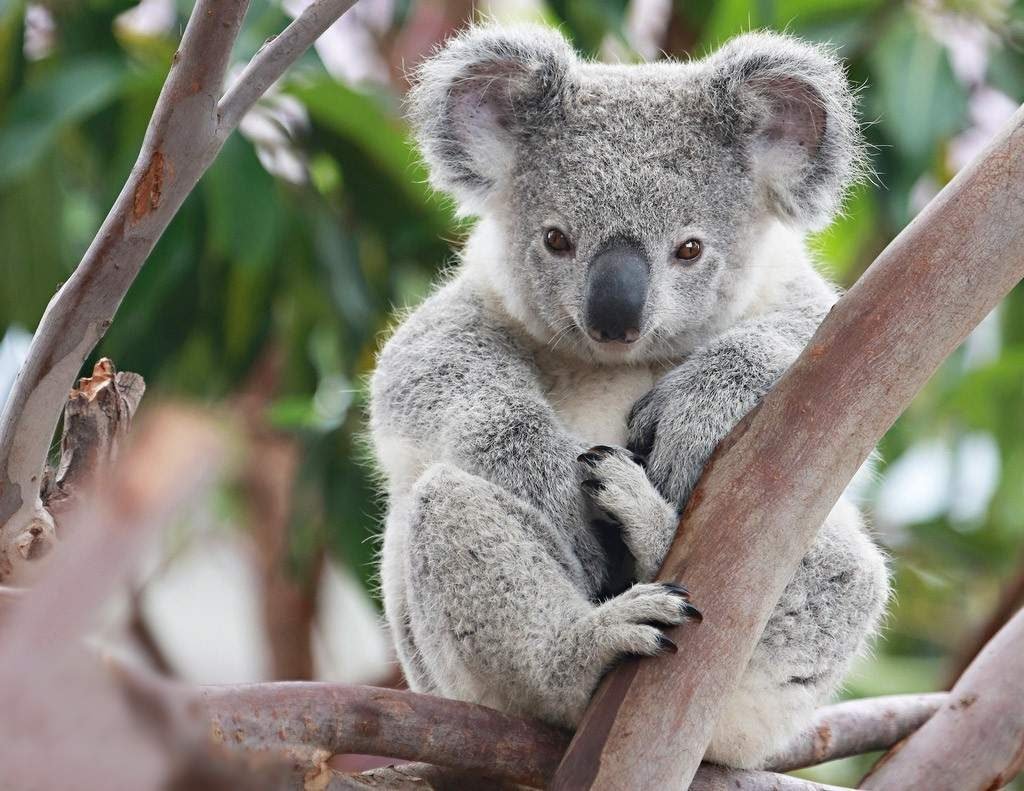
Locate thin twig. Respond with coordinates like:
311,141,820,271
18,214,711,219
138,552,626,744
218,0,359,133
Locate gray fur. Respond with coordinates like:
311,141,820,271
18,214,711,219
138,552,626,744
371,24,889,768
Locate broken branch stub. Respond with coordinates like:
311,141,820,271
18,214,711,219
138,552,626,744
44,358,146,525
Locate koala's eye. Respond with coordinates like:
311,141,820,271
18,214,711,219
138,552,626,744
675,238,702,263
544,227,573,254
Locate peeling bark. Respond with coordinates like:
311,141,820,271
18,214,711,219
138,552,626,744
44,358,145,526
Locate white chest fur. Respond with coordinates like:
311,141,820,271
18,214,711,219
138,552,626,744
536,355,664,447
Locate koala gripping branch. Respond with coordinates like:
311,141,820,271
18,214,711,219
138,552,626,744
551,105,1024,790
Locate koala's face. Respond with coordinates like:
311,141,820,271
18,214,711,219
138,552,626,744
410,27,859,363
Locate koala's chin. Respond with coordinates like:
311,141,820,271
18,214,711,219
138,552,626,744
370,23,890,771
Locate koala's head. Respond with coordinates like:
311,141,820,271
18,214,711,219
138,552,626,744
409,26,862,362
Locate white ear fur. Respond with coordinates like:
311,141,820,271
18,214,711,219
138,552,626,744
706,33,862,230
407,25,576,215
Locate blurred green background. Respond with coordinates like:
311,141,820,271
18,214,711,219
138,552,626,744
1,0,1023,785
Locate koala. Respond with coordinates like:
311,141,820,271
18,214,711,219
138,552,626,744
369,25,890,769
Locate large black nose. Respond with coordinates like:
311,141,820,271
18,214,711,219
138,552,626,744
583,236,649,344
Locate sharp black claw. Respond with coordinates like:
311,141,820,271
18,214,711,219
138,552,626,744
577,451,600,466
683,603,703,623
581,478,605,493
589,444,616,456
656,634,678,654
661,582,690,600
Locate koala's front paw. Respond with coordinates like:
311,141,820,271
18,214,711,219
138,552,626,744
626,389,662,460
626,374,715,508
577,445,679,581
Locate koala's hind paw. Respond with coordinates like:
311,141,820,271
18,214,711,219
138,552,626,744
588,582,701,661
577,445,679,580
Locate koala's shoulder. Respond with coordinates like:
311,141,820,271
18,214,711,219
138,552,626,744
375,276,532,385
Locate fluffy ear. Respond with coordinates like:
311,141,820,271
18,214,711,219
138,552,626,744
407,25,576,215
704,32,862,230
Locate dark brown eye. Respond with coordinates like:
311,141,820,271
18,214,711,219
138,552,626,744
544,227,572,254
675,238,702,262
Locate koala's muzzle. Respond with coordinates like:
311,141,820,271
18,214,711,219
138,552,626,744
583,237,649,344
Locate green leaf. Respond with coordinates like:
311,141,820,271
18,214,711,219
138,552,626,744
810,183,879,283
546,0,630,55
0,55,125,185
0,0,26,114
0,157,65,326
702,0,761,48
987,43,1024,102
202,133,283,272
867,12,968,166
288,79,430,205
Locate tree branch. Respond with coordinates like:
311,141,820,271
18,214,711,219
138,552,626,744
199,682,570,789
348,763,856,791
217,0,359,133
198,682,948,788
0,408,230,790
764,693,945,772
0,0,360,582
690,766,852,791
861,609,1024,789
550,105,1024,790
0,0,249,580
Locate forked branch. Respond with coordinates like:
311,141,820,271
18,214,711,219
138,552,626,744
0,0,359,582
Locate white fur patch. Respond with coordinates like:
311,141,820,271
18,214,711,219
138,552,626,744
536,352,661,446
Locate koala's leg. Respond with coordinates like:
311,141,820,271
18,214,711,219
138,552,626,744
403,462,699,728
577,444,679,581
705,498,890,769
379,502,438,694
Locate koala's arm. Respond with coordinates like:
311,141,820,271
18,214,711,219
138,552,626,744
371,283,587,542
628,277,831,511
626,275,890,767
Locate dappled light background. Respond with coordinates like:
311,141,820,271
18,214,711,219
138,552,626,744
1,0,1023,785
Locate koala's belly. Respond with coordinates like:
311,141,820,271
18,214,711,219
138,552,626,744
542,364,660,447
